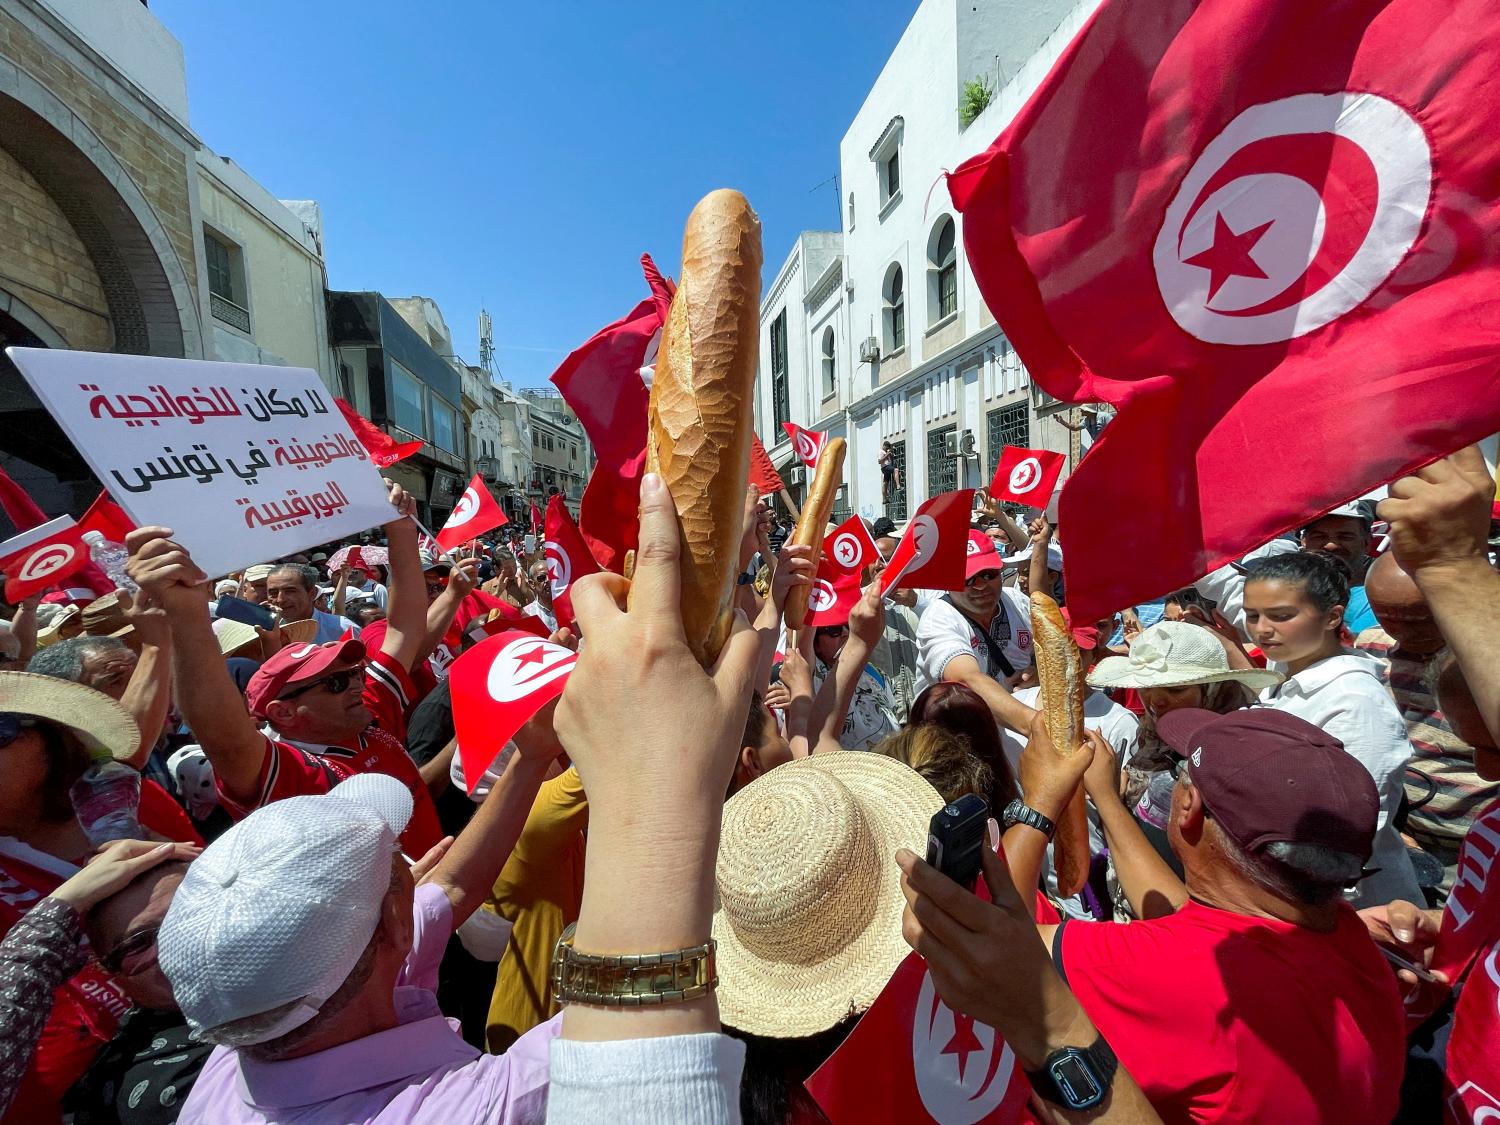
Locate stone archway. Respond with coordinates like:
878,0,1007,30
0,62,203,359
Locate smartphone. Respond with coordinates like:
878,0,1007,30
1379,946,1444,985
215,595,276,631
926,794,990,891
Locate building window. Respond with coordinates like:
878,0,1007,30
927,423,958,498
532,429,539,447
870,116,904,217
770,310,790,432
390,361,426,437
884,439,908,521
204,228,250,332
847,192,856,231
431,401,458,454
885,150,901,200
883,265,905,355
820,327,836,400
987,401,1030,477
929,216,958,324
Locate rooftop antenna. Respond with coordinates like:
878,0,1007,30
478,309,495,375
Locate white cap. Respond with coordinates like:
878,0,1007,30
158,773,413,1045
213,579,239,598
80,530,105,545
1005,542,1063,571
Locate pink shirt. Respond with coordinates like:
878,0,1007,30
178,882,558,1124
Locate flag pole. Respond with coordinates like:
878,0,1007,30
407,515,457,565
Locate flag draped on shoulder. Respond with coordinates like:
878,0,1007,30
949,0,1500,620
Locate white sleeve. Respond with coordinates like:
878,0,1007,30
547,1033,745,1125
917,601,976,686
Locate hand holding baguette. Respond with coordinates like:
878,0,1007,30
782,437,847,630
629,189,762,668
1029,591,1091,897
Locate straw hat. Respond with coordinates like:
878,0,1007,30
278,619,319,646
1087,620,1283,693
212,617,260,658
80,593,134,639
713,753,942,1038
35,603,82,647
0,671,139,762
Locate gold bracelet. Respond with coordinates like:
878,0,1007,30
550,924,718,1007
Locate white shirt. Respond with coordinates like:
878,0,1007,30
811,657,899,752
1001,685,1141,919
914,588,1033,697
1257,651,1421,908
524,601,558,635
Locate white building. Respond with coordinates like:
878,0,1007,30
757,0,1098,524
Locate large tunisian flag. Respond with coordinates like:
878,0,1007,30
949,0,1500,621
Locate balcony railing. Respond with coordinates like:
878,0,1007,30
210,292,251,333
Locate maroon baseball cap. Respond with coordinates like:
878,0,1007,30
1155,707,1379,862
964,530,1004,580
245,632,365,717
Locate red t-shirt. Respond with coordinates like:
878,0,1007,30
1446,936,1500,1122
1057,900,1404,1123
0,788,199,1124
216,649,444,856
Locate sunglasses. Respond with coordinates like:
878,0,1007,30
278,665,366,702
100,926,159,975
816,624,850,638
0,713,38,749
965,569,1002,587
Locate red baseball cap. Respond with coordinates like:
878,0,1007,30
1059,607,1099,650
245,632,366,717
964,530,1004,580
1156,708,1379,862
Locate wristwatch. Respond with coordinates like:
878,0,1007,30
550,924,718,1007
1025,1036,1119,1110
1002,798,1057,840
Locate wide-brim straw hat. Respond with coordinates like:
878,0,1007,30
0,671,139,762
35,604,81,646
713,752,943,1038
278,620,319,646
212,617,260,658
80,592,135,640
1087,620,1283,693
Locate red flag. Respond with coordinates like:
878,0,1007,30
79,491,137,544
482,596,554,640
950,0,1500,622
804,559,864,629
783,422,827,468
806,951,1030,1124
989,447,1066,507
449,630,577,791
878,492,974,595
0,463,49,532
749,434,787,496
0,516,90,601
825,514,880,576
544,496,598,632
530,502,544,537
550,257,670,573
435,475,507,553
335,397,424,468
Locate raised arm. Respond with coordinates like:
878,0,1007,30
752,542,814,693
1380,445,1500,745
807,585,884,754
979,488,1029,553
11,596,38,666
418,702,561,925
1080,731,1187,918
1028,518,1054,599
415,557,478,668
111,589,174,768
330,565,350,617
1006,714,1097,922
125,528,268,803
376,482,425,673
944,654,1036,733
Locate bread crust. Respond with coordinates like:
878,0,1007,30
783,437,847,629
635,189,762,667
1030,591,1090,896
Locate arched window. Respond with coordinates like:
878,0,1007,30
884,265,905,354
929,216,958,323
820,327,836,399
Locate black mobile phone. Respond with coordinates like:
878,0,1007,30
926,794,990,891
215,594,276,631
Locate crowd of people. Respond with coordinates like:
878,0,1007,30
0,443,1496,1124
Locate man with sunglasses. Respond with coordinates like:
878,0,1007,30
914,529,1036,732
124,480,444,857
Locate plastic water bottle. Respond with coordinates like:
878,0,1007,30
82,530,138,593
69,762,143,846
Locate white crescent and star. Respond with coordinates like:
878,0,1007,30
1154,91,1431,345
17,543,76,583
485,637,575,703
448,487,480,527
911,968,1017,1123
1007,456,1042,495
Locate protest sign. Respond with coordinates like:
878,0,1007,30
6,348,395,578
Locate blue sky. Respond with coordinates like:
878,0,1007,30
153,0,919,386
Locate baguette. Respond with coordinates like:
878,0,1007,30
631,189,762,667
782,437,847,630
1029,591,1090,897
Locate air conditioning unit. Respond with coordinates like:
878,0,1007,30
787,465,807,486
858,337,881,364
960,430,978,459
942,430,960,459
